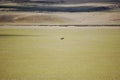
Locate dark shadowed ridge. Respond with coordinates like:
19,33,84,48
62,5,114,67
0,5,111,12
29,0,120,4
0,0,119,12
0,0,120,4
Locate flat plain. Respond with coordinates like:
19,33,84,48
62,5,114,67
0,27,120,80
0,1,120,80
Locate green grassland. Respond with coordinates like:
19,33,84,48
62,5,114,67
0,27,120,80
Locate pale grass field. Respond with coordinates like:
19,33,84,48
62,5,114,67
0,2,120,80
0,27,120,80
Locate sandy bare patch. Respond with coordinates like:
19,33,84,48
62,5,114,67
0,11,120,26
0,13,68,24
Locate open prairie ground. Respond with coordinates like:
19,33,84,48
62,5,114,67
0,27,120,80
0,2,120,80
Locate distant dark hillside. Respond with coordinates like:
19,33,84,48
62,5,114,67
0,0,120,3
36,0,120,3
